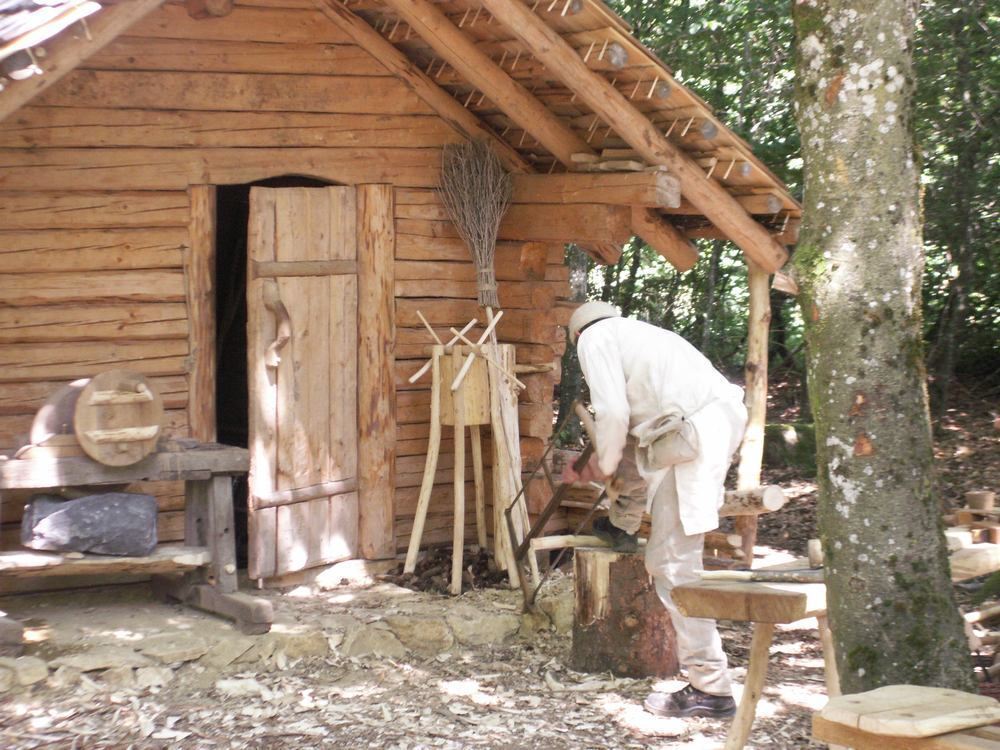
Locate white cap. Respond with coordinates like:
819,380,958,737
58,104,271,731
568,301,621,341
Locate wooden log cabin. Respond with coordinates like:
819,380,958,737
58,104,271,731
0,0,801,588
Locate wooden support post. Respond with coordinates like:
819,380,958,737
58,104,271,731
735,262,771,562
451,363,466,595
725,622,774,750
357,184,397,559
404,352,443,573
471,425,487,549
630,206,699,272
186,185,217,443
477,0,789,272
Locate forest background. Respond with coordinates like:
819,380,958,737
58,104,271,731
558,0,997,426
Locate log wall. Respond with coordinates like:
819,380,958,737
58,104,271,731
0,0,572,560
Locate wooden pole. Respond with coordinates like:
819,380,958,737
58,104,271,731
724,622,774,750
451,354,466,595
735,262,771,561
403,350,443,573
476,0,789,272
186,185,217,443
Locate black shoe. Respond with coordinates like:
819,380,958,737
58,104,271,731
644,684,736,719
591,516,638,553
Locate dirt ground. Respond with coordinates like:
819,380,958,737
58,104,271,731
1,379,997,749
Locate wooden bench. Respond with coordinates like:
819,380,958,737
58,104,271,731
0,442,273,637
672,576,834,750
812,685,1000,749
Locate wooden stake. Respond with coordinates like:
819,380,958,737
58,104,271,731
471,425,487,549
403,352,443,573
451,356,466,595
724,623,774,750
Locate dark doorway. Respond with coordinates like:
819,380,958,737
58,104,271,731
214,176,337,568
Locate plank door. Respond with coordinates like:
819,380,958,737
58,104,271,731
246,187,359,580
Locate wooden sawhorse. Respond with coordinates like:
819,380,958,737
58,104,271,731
672,577,834,750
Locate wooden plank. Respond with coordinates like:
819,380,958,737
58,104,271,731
186,185,217,442
89,36,388,75
0,191,189,229
0,147,443,191
0,546,209,577
477,0,790,272
357,184,396,560
0,0,167,124
38,70,433,115
512,171,681,207
0,228,186,272
128,2,352,44
393,242,558,278
1,107,457,149
630,206,699,271
275,492,358,573
813,714,1000,750
254,260,357,278
950,544,1000,582
671,580,826,624
0,303,188,344
377,0,592,167
0,270,185,306
312,0,530,173
0,376,188,416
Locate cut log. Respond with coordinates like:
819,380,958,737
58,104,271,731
718,485,786,517
571,547,678,678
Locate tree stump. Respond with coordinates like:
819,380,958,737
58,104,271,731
571,546,679,678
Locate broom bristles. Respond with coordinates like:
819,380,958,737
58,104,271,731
438,141,512,309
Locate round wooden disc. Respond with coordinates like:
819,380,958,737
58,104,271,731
73,370,164,466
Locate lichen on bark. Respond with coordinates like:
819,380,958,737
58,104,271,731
792,0,973,691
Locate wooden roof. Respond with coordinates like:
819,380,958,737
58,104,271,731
0,0,801,272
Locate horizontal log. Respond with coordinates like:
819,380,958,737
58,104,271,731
0,340,189,384
0,148,442,191
0,303,189,344
0,191,189,229
394,236,561,269
0,375,189,416
2,107,459,149
668,192,784,217
393,279,556,310
631,206,699,272
91,36,387,75
128,3,353,44
0,270,185,306
512,171,681,207
37,70,434,116
0,228,186,273
0,545,210,578
718,485,787,517
395,301,557,344
0,408,188,453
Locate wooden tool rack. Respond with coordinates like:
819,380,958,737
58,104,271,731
0,442,272,636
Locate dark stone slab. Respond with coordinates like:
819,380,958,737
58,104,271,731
21,493,158,557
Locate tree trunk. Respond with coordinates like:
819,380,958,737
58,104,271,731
792,0,972,692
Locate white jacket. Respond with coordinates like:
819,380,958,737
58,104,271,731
577,316,747,535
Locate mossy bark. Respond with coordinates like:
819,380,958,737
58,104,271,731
792,0,972,692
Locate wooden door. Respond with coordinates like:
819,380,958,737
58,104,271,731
246,187,359,580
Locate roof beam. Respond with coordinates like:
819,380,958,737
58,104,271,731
376,0,594,168
512,170,680,207
631,207,699,272
478,0,789,272
0,0,167,124
314,0,530,174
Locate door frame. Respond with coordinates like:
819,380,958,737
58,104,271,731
185,182,396,568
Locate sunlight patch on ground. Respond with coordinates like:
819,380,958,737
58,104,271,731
438,678,500,706
765,680,828,712
95,628,145,642
595,693,689,737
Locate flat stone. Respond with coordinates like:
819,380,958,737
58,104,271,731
267,628,329,659
384,615,454,655
445,604,520,646
49,665,81,688
135,666,174,689
50,645,152,672
21,492,158,557
139,633,210,664
102,666,135,688
0,667,13,693
537,589,575,635
0,655,48,686
200,636,255,669
340,624,407,659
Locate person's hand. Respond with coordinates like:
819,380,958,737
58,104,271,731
562,451,607,484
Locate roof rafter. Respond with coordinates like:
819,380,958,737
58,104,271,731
313,0,531,174
0,0,167,124
375,0,594,167
479,0,790,272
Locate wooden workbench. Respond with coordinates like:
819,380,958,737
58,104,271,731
672,576,833,750
0,442,273,636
